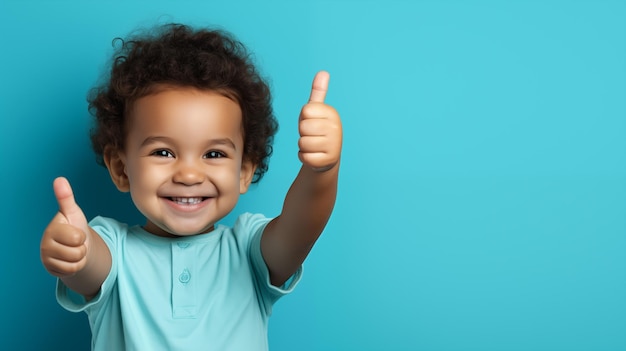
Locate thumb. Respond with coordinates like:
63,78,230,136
308,70,330,103
53,177,87,227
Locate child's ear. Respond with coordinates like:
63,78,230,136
239,160,257,194
103,146,130,192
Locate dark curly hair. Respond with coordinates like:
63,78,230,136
88,23,277,183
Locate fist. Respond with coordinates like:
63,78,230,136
298,71,342,172
40,177,91,278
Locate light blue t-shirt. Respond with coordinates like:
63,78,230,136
57,213,301,351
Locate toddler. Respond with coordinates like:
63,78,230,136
40,23,341,351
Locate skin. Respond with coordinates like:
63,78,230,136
40,71,342,297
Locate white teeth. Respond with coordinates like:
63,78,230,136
171,197,203,205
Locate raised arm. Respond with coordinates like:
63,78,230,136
261,71,342,286
40,177,112,300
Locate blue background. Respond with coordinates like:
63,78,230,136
2,0,625,350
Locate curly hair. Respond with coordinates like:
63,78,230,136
88,23,277,183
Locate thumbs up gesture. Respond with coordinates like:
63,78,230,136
40,177,91,278
298,71,342,172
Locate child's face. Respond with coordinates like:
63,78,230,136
117,87,254,237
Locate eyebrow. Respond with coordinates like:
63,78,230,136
209,138,238,150
140,136,238,150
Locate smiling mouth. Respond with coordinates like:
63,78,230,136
169,197,207,205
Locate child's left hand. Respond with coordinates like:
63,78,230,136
298,71,342,172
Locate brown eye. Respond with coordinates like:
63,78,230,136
204,150,226,159
151,149,174,158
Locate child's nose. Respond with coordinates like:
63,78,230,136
173,162,205,185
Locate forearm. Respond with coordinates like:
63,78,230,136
278,163,339,242
263,163,339,285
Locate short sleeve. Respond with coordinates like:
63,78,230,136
56,216,121,313
235,213,303,316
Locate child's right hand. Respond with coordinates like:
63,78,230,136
40,177,91,278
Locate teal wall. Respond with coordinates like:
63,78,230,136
2,1,625,350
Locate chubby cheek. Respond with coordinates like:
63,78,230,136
213,165,242,193
125,165,162,198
